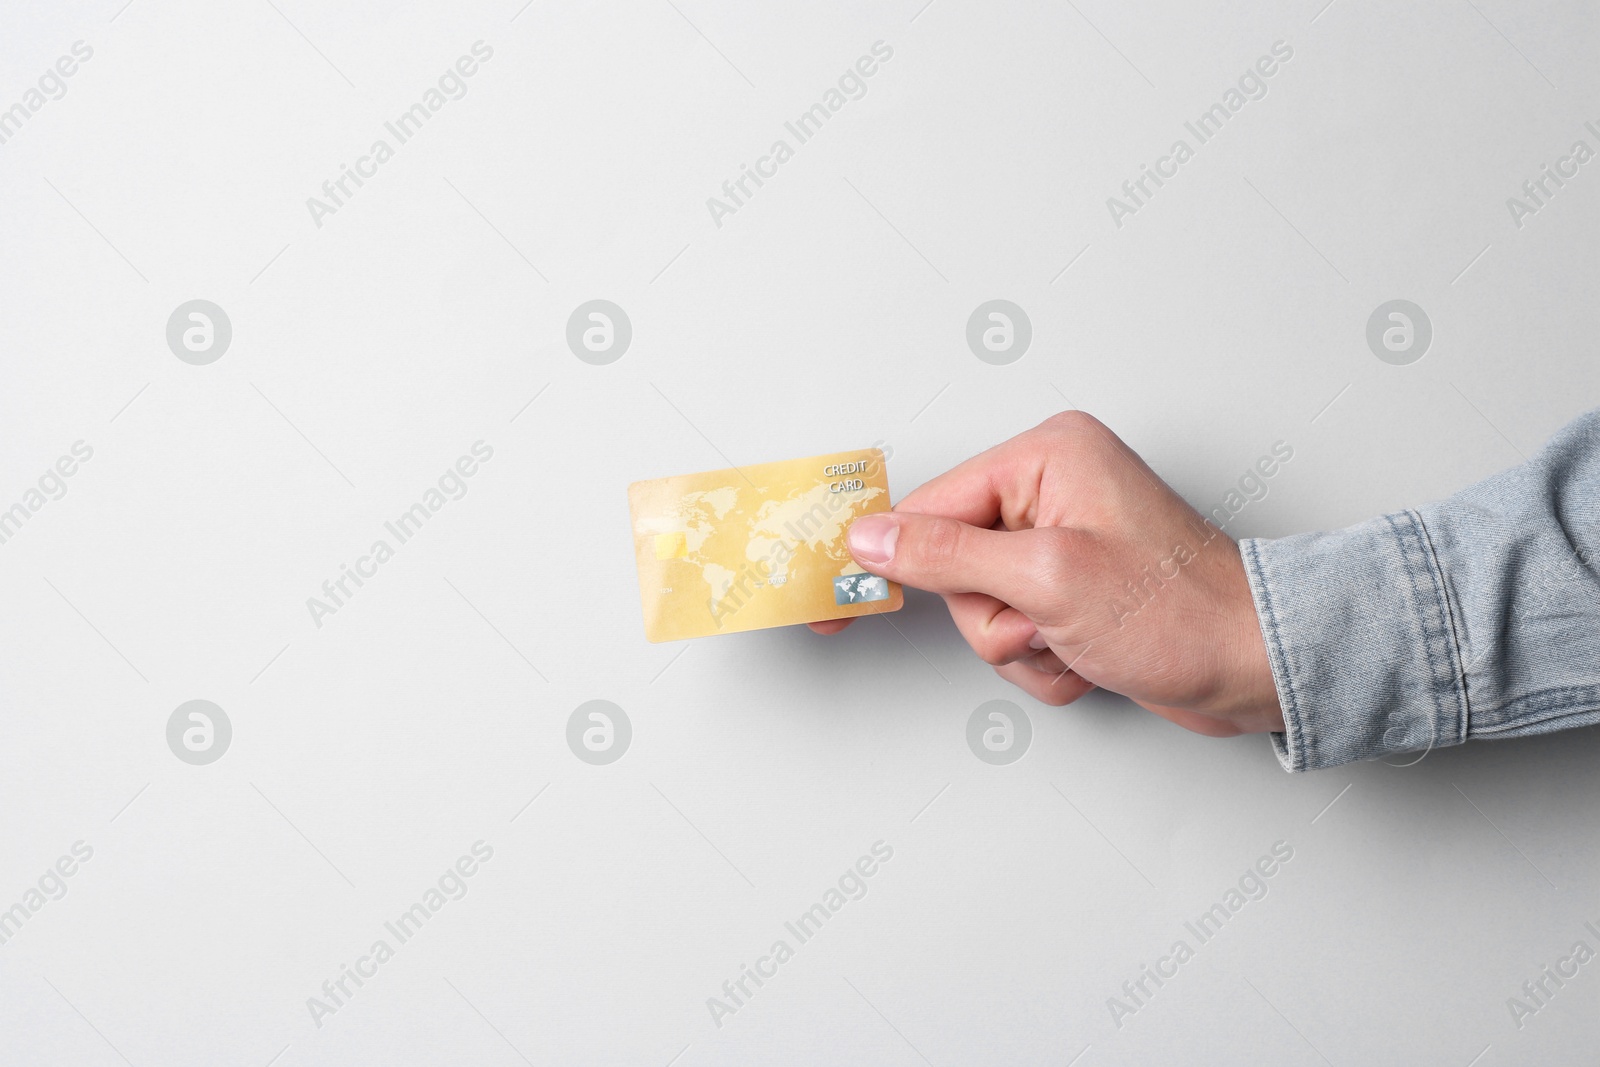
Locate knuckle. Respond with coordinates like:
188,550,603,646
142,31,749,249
1043,410,1124,465
1017,527,1090,609
1045,409,1102,438
1022,528,1076,586
971,632,1011,666
909,516,963,575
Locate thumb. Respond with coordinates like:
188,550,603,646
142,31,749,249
846,512,1057,612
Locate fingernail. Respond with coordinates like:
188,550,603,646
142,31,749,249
848,514,898,565
1028,631,1049,650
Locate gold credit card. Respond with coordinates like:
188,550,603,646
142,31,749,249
628,448,903,642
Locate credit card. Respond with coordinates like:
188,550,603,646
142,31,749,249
628,448,903,642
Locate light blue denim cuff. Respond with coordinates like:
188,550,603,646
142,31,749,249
1240,409,1600,771
1240,512,1470,772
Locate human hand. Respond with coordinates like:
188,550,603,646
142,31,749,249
810,412,1284,737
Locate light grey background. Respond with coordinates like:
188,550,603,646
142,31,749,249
2,0,1598,1064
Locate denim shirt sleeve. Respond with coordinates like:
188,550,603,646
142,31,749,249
1240,408,1600,771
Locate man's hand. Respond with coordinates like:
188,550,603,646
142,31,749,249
810,411,1285,738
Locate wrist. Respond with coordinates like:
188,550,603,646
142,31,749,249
1214,541,1287,733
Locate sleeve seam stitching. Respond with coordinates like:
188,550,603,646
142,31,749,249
1409,508,1472,745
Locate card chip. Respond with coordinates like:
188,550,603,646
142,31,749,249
654,532,688,560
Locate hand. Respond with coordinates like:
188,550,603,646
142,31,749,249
810,411,1285,738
